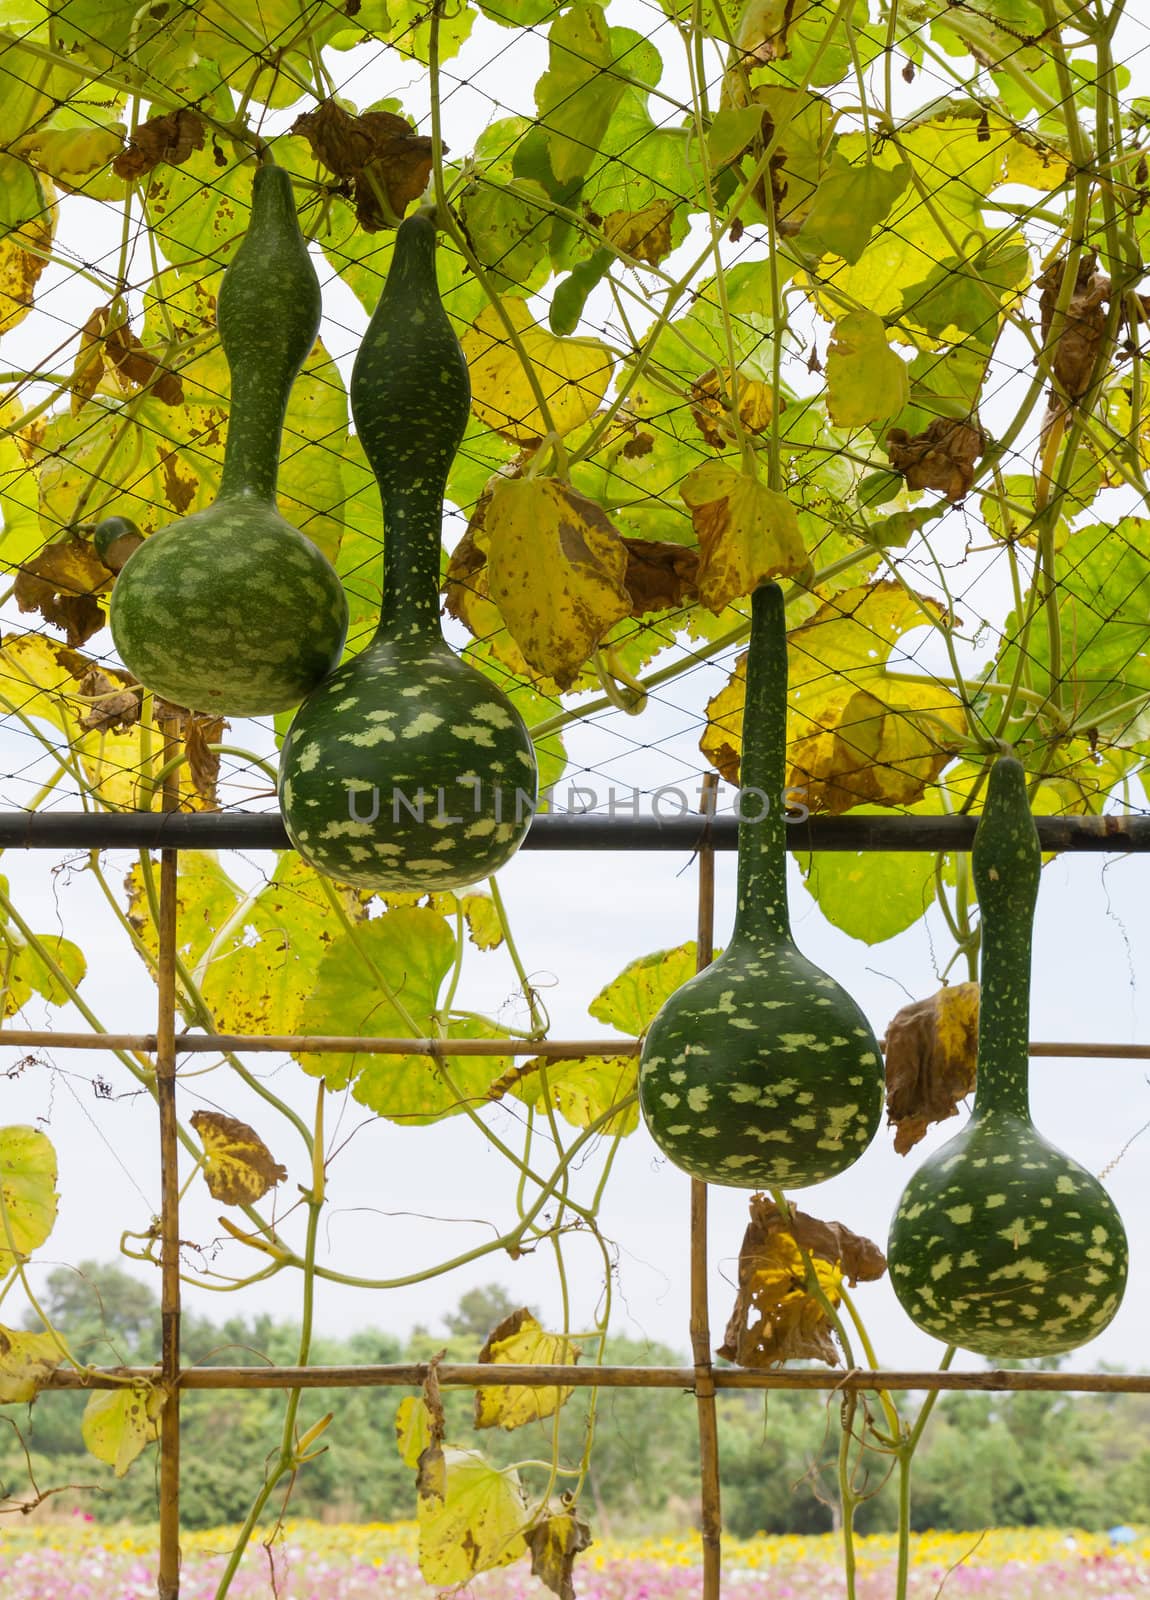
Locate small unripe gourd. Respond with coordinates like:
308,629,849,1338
110,163,348,715
887,756,1128,1357
278,212,537,889
639,582,884,1188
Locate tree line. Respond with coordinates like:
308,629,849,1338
3,1265,1146,1535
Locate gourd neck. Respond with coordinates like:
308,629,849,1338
351,213,471,653
216,163,322,506
970,756,1040,1123
375,495,446,644
730,582,792,948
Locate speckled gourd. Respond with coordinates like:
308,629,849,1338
109,162,348,715
887,756,1128,1357
278,212,537,889
638,581,884,1187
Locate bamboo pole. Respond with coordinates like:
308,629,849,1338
39,1363,1150,1395
691,774,721,1599
156,739,182,1600
0,1030,1146,1060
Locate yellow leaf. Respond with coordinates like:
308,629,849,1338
484,477,631,689
0,1324,62,1403
0,1126,58,1274
700,582,966,810
418,1446,527,1584
513,1055,639,1136
12,124,126,198
826,309,909,427
0,184,53,336
81,1382,164,1477
461,893,504,951
396,1395,433,1469
681,464,807,613
189,1111,287,1207
884,982,980,1154
690,366,776,450
474,1309,581,1430
462,299,613,442
602,200,677,265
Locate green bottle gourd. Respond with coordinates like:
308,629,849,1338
887,756,1128,1357
109,163,348,715
639,582,884,1187
278,212,537,889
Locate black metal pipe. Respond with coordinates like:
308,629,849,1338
0,809,1147,851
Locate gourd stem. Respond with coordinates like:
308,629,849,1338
731,582,791,946
970,758,1040,1121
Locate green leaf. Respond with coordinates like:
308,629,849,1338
535,4,628,185
997,520,1150,729
81,1382,164,1476
7,934,87,1013
296,909,510,1124
798,804,947,943
590,942,701,1034
826,310,909,427
707,106,766,169
896,234,1030,343
201,855,370,1038
797,155,910,265
278,340,348,563
0,155,44,236
460,123,552,293
0,1126,58,1274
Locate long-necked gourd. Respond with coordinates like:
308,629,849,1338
888,756,1128,1356
110,162,348,715
278,211,537,889
639,581,884,1187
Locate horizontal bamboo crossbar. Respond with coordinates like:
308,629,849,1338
2,810,1149,852
2,1031,1149,1059
40,1363,1150,1395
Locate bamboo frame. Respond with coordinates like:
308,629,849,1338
1,1031,1146,1058
39,1363,1150,1395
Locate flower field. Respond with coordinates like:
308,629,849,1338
1,1522,1148,1598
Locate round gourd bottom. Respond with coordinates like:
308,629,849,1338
110,502,348,715
638,949,885,1189
279,638,538,889
887,1115,1128,1357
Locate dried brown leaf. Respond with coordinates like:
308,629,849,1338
884,982,980,1154
419,1355,447,1504
14,537,113,646
622,536,699,616
292,100,433,231
524,1510,593,1600
76,667,140,733
886,417,984,502
1039,253,1110,402
71,305,183,410
183,715,226,808
190,1110,287,1206
113,109,205,181
718,1195,886,1369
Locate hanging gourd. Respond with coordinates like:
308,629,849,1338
110,162,348,715
639,581,884,1187
278,211,537,889
887,755,1128,1356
